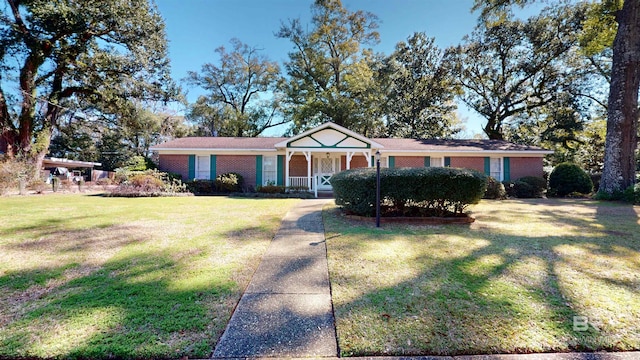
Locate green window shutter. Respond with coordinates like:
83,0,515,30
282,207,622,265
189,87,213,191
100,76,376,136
389,156,395,168
424,156,431,167
188,155,195,180
277,155,284,186
255,155,263,186
484,157,491,176
503,157,511,181
371,155,375,167
209,155,216,180
444,157,451,167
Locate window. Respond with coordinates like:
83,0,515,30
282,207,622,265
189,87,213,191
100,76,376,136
263,155,277,185
196,155,210,179
430,157,443,167
377,156,388,168
490,157,502,180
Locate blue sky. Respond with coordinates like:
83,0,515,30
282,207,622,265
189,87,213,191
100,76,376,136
153,0,487,136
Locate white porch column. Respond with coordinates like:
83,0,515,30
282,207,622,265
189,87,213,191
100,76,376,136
367,150,374,167
346,151,354,170
303,151,312,190
286,150,295,187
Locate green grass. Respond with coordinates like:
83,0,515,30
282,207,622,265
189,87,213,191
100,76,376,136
324,198,640,356
0,194,299,359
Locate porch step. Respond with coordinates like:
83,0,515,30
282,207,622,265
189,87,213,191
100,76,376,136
316,190,334,198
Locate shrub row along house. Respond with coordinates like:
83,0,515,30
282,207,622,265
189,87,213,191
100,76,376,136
151,122,551,195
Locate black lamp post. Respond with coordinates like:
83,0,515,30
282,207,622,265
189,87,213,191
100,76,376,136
375,150,381,228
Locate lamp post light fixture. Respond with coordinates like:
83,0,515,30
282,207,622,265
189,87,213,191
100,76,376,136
375,150,381,228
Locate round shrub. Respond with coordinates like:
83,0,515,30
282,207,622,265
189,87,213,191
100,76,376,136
330,167,487,217
548,162,593,197
215,172,244,193
483,176,506,199
519,176,547,196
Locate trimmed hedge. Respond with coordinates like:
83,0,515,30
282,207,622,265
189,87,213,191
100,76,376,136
330,167,487,217
548,162,593,197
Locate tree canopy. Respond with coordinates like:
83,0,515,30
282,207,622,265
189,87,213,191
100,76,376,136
186,38,284,137
0,0,176,174
383,32,461,139
276,0,382,135
448,4,586,140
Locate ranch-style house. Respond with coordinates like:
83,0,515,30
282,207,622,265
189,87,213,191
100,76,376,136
151,122,552,195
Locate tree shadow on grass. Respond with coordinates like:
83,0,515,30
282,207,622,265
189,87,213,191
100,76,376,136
0,251,237,360
325,199,640,356
0,220,243,360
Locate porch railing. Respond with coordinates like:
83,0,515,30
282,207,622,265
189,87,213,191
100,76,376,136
288,176,311,189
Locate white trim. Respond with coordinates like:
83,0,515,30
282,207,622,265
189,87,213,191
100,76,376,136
153,148,279,154
377,150,552,156
274,122,384,149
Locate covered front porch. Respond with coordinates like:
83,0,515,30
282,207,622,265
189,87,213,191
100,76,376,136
275,122,383,196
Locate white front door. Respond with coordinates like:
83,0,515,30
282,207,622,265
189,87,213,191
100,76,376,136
315,155,340,190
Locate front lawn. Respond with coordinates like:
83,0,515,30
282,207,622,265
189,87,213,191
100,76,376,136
0,194,298,359
325,199,640,356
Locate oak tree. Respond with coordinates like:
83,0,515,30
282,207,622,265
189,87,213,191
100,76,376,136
276,0,381,135
186,38,283,137
0,0,175,176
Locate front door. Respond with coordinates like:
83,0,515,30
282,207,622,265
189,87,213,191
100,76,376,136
315,155,340,190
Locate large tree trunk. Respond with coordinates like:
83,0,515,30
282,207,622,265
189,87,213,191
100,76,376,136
600,0,640,195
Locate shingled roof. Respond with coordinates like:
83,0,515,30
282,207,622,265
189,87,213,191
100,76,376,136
152,136,549,153
152,137,287,150
373,138,548,152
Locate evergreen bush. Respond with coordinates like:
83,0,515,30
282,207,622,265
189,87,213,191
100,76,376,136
186,180,216,194
484,176,506,199
511,176,547,198
548,162,593,197
623,184,640,204
330,167,487,217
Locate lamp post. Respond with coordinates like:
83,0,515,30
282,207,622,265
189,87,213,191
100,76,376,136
375,150,381,228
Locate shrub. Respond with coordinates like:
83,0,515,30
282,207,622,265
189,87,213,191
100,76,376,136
96,177,112,187
186,180,216,194
108,170,190,197
483,176,506,199
257,185,286,194
129,174,165,192
548,162,593,197
331,167,487,217
0,157,33,195
287,185,309,193
215,172,244,193
120,155,156,171
512,176,547,198
623,183,640,204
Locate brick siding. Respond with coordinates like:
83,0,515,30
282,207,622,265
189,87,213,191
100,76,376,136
341,155,369,170
450,157,485,172
158,155,189,180
395,156,425,168
510,157,544,179
217,155,257,188
289,155,309,176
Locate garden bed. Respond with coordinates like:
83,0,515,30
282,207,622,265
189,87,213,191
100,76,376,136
345,214,475,224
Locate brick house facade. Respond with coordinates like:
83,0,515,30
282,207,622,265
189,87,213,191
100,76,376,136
151,122,551,193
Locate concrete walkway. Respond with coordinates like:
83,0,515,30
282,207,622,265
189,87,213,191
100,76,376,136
213,199,336,358
211,199,640,360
